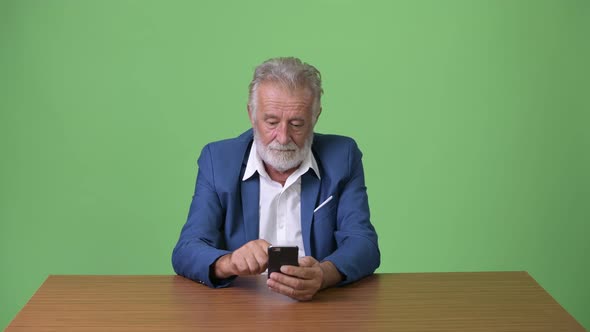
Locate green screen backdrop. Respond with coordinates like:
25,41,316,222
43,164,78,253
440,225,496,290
1,0,589,329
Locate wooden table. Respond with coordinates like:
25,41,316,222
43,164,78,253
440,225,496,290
6,272,585,331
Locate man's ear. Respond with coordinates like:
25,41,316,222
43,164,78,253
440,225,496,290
314,107,322,124
247,105,255,126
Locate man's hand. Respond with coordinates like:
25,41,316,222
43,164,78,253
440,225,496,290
266,256,325,301
214,239,270,279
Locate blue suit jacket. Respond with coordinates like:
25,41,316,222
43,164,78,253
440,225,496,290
172,129,380,287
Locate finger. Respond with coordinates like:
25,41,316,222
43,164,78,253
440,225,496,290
246,244,268,273
270,271,308,290
253,251,268,272
252,243,269,262
232,256,250,275
236,242,265,274
280,265,318,280
244,254,262,274
267,277,312,301
256,239,272,249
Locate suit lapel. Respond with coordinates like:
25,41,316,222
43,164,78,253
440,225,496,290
240,137,259,242
241,176,260,242
300,171,320,256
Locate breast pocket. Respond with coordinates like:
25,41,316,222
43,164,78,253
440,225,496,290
312,197,338,255
313,197,337,224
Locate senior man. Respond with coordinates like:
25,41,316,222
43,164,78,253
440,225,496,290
172,57,380,301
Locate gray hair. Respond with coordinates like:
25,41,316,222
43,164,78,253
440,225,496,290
248,57,323,123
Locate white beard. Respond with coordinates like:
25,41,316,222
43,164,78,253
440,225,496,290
254,130,313,173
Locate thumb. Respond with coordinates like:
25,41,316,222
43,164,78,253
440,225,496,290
298,256,319,267
257,239,272,249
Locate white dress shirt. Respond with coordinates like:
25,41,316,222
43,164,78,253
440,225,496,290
242,142,320,258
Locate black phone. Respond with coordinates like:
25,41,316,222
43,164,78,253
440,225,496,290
267,246,299,278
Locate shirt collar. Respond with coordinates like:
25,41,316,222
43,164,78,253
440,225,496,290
242,140,320,182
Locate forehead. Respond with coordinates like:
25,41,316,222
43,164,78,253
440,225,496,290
256,82,313,113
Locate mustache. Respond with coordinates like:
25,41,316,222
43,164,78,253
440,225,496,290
267,140,298,151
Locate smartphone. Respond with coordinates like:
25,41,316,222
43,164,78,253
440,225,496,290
267,246,299,278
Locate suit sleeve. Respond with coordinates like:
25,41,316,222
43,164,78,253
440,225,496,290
321,140,381,285
171,144,236,288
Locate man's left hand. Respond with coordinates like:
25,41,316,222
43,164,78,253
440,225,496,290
267,256,323,301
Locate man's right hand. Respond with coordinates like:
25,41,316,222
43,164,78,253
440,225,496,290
213,239,271,279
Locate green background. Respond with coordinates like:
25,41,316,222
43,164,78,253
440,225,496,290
1,0,588,329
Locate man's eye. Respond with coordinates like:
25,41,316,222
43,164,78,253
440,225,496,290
291,123,304,127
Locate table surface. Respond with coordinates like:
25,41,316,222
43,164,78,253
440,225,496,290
6,272,585,331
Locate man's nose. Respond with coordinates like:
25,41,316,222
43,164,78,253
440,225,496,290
275,123,290,145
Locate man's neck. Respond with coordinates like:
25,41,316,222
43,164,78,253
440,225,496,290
264,163,299,187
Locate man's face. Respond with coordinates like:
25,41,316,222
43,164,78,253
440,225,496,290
249,82,316,173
